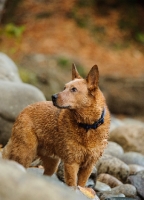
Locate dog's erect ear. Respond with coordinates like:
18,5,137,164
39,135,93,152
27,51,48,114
86,65,99,93
72,63,82,80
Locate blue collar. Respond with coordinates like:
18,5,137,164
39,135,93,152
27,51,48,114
78,108,105,131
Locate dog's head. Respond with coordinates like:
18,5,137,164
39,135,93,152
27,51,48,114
52,64,99,109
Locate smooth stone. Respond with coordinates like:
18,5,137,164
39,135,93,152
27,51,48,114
128,171,144,198
97,173,123,188
27,167,44,176
110,116,124,132
0,52,22,82
109,184,137,198
0,158,87,200
109,124,144,154
98,184,136,199
0,81,45,145
128,164,144,175
104,198,136,200
120,152,144,167
95,181,111,192
97,193,125,200
104,141,124,159
96,154,130,182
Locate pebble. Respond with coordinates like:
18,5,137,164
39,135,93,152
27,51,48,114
120,152,144,167
96,154,130,182
128,171,144,198
95,181,111,192
128,164,144,175
97,173,123,188
104,141,124,159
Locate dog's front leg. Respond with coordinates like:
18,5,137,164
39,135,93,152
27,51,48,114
64,162,79,186
77,163,94,187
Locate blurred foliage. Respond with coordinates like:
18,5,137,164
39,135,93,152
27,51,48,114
69,0,144,44
57,56,86,77
2,23,25,37
19,67,37,85
1,0,144,45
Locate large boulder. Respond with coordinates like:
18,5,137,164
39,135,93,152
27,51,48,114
0,53,46,145
0,158,87,200
109,124,144,154
0,52,22,82
100,76,144,116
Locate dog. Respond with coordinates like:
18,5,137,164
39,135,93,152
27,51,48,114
2,64,110,187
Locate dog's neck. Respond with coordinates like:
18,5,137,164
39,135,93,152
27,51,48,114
78,108,105,131
71,104,105,125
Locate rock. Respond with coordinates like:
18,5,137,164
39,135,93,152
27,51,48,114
0,81,45,145
0,52,22,82
98,184,136,199
19,54,85,100
128,164,144,175
77,186,99,199
120,152,144,167
128,171,144,198
0,158,87,200
100,75,144,115
109,124,144,154
95,181,111,192
109,184,137,198
110,115,124,132
97,193,125,200
96,154,130,182
104,198,136,200
27,167,44,176
0,53,46,145
97,173,123,188
104,141,124,159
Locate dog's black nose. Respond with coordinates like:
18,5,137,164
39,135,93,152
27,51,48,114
52,94,58,102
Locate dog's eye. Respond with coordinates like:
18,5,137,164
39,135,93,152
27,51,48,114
64,87,66,90
71,87,77,92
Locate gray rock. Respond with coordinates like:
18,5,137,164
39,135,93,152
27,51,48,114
98,193,125,200
97,173,123,188
98,184,136,199
100,76,144,115
128,171,144,198
0,81,45,120
0,158,87,200
0,53,46,145
120,152,144,167
95,181,111,192
104,141,124,159
96,154,130,182
0,81,45,145
104,198,136,200
19,54,85,100
110,116,124,132
128,164,144,175
0,52,22,82
109,124,144,154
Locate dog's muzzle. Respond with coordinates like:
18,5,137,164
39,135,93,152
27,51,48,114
52,94,58,105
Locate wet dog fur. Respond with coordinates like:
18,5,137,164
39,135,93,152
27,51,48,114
2,64,110,187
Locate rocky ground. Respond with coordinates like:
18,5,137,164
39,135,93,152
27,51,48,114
0,53,144,200
0,1,144,199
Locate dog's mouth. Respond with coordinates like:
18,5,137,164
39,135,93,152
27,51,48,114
53,102,71,109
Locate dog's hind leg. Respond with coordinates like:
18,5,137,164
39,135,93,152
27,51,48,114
41,156,60,176
2,115,38,168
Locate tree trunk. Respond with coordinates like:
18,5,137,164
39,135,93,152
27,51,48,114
0,0,7,23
